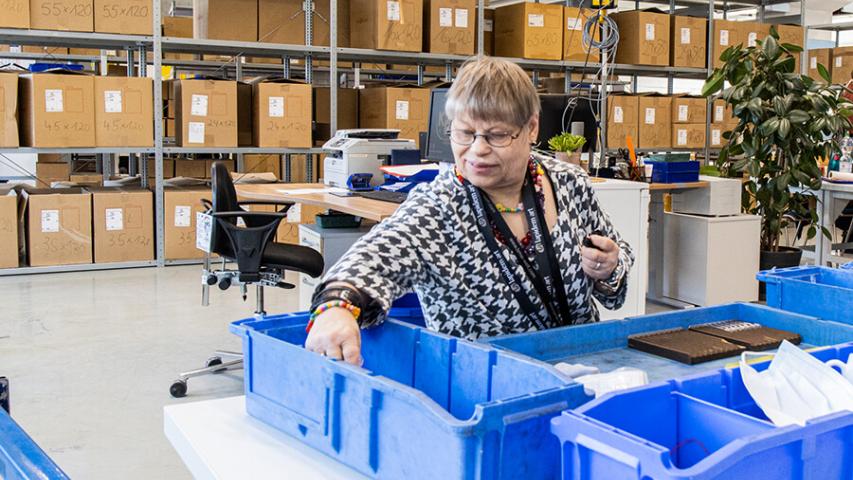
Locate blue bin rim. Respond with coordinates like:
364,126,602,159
0,409,70,479
757,265,853,284
230,315,583,432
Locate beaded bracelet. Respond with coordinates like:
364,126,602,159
305,300,362,333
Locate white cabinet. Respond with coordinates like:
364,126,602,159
662,212,760,306
298,223,375,310
671,175,742,216
591,179,650,320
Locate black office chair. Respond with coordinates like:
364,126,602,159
169,161,324,398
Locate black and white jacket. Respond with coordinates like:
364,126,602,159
317,154,635,340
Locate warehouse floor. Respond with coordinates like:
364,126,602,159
1,265,674,479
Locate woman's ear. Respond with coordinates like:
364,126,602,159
528,114,540,144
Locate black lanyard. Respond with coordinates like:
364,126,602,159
461,168,573,328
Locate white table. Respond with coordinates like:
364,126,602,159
164,396,367,480
816,181,853,266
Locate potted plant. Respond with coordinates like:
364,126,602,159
548,132,587,167
702,27,853,279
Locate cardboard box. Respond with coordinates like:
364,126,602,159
19,72,96,147
243,154,281,178
709,124,729,148
164,187,209,260
0,190,18,268
638,94,671,149
350,0,422,52
775,24,804,73
204,159,233,177
94,0,151,35
21,188,92,266
22,45,69,55
175,159,208,178
424,0,475,55
258,0,350,47
563,7,598,62
740,21,769,49
193,0,257,42
672,123,706,149
313,87,358,144
712,98,736,126
832,47,853,84
359,86,430,147
482,8,494,55
494,3,562,61
253,79,312,148
672,96,707,124
90,187,153,263
174,79,238,147
94,76,153,147
147,158,175,183
36,161,70,186
712,19,743,68
612,10,670,66
670,15,706,68
0,72,19,147
37,153,62,163
1,0,29,28
162,16,194,60
29,0,93,31
69,174,102,186
606,95,638,149
808,48,832,82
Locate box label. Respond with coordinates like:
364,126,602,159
105,208,124,231
613,106,624,124
395,100,409,120
712,129,721,145
287,203,302,223
567,17,582,31
387,1,400,21
748,32,757,48
45,89,64,113
174,206,192,227
645,107,656,125
104,90,123,113
528,14,544,28
41,210,60,233
191,94,208,116
484,19,493,32
720,29,729,46
196,212,213,252
268,96,285,118
681,27,691,45
677,129,687,146
9,46,21,53
188,122,205,144
836,56,843,68
439,7,452,27
715,105,724,122
455,8,468,28
678,105,689,122
811,56,817,69
645,23,655,41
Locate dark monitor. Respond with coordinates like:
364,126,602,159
537,94,598,154
425,88,454,163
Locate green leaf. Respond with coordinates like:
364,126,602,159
778,118,791,139
817,63,831,83
702,71,726,97
759,117,781,136
763,34,780,59
788,110,810,123
781,43,803,53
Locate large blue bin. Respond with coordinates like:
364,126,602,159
758,265,853,324
550,342,853,480
230,313,591,480
0,409,69,480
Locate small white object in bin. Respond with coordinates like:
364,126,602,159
41,209,60,233
104,90,123,113
575,367,649,398
554,363,600,378
196,212,213,253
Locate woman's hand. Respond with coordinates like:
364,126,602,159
305,307,363,366
581,235,620,281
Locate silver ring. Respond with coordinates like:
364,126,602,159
595,261,601,270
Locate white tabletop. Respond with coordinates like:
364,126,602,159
164,396,368,480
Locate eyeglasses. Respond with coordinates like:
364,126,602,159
447,128,522,148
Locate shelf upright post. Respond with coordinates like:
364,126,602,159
599,21,609,168
705,0,715,164
235,58,244,172
153,0,166,267
331,0,338,138
127,48,137,176
283,56,291,79
477,0,484,58
305,0,314,182
801,1,807,75
418,65,425,86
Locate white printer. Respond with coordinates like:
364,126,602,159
322,129,418,188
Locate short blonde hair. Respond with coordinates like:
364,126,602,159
444,57,540,129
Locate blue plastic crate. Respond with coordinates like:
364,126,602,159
758,266,853,324
230,314,591,480
646,160,700,183
550,342,853,480
0,409,69,480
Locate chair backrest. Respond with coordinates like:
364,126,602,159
209,161,240,255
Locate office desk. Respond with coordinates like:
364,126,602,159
164,396,366,480
648,181,711,191
236,183,398,222
816,181,853,266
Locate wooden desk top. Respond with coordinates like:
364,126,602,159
648,181,710,191
236,183,399,222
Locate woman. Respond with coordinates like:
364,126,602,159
306,57,634,365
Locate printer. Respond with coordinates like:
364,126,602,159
322,129,418,188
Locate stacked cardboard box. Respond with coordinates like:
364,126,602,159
359,86,430,148
424,0,475,55
313,87,359,145
259,0,350,47
175,159,208,178
564,7,598,62
243,154,281,179
606,95,639,149
808,48,832,82
832,47,853,85
253,79,312,148
638,94,671,149
90,187,154,263
94,0,152,35
21,187,92,266
147,158,176,185
0,72,19,147
671,96,706,149
94,76,154,147
29,0,94,32
710,98,737,148
494,3,563,61
193,0,257,41
1,0,29,28
164,187,210,260
775,24,804,73
0,188,18,268
670,15,706,68
173,79,250,147
740,21,769,49
712,19,742,68
350,0,423,52
612,10,670,66
19,72,96,147
163,16,194,61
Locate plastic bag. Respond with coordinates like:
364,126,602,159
576,367,648,398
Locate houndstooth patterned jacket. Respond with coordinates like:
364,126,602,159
316,154,635,340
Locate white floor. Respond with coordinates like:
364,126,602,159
1,265,673,479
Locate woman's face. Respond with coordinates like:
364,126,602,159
451,113,540,192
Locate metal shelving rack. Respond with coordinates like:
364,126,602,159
0,0,811,275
